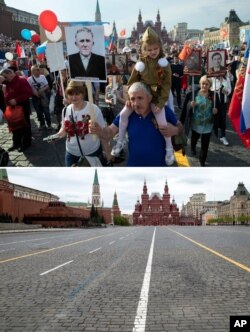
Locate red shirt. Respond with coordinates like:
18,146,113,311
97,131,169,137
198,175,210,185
4,75,33,104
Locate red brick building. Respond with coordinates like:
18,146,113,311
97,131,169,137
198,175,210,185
0,169,121,227
133,180,180,226
0,169,59,223
130,10,170,45
0,0,39,40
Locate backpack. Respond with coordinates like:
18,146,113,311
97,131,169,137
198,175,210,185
0,148,9,166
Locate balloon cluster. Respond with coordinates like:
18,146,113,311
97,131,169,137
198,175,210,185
39,10,62,42
21,29,40,43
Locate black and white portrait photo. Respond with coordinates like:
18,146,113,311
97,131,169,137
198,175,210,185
207,50,226,77
65,25,107,82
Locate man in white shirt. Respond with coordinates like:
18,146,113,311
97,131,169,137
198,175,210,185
27,65,52,129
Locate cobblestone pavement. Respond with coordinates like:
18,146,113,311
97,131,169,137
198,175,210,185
0,226,249,331
0,96,249,167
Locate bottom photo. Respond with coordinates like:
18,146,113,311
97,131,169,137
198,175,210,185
0,167,249,332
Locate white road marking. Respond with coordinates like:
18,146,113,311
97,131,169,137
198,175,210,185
109,241,115,245
32,242,50,247
40,260,73,276
89,247,101,254
0,237,50,246
0,248,16,253
119,237,124,240
133,227,156,332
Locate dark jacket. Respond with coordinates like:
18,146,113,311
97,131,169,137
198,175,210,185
68,52,106,81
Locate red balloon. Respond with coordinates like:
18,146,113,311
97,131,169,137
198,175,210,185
31,34,40,43
39,10,58,33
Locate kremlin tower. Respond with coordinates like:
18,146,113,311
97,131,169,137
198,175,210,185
92,169,102,207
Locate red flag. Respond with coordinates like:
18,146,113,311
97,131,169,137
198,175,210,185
228,68,250,148
119,29,126,37
178,44,193,62
15,41,22,58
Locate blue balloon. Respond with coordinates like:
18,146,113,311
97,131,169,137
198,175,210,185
21,29,32,41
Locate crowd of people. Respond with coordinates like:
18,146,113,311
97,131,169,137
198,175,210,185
0,31,247,167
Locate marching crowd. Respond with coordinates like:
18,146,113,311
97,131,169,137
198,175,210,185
0,31,247,167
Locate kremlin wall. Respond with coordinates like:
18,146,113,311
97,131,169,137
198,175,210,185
0,169,120,227
0,169,200,228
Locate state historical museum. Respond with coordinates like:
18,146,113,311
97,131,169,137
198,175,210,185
133,180,180,226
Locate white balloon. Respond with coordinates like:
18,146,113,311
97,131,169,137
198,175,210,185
104,24,112,37
5,52,13,61
30,30,37,36
45,26,62,42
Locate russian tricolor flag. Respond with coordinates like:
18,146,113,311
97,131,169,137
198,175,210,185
108,34,116,52
240,48,250,134
228,42,250,148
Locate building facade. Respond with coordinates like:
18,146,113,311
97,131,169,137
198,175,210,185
203,9,247,48
0,169,59,223
130,10,170,45
0,169,121,226
0,0,39,40
217,182,250,220
133,180,180,225
169,22,203,44
182,193,206,220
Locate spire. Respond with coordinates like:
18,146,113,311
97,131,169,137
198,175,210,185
0,169,9,181
93,169,99,185
143,179,147,194
92,169,101,207
138,9,142,23
95,0,101,22
164,179,169,194
156,9,160,22
112,191,119,207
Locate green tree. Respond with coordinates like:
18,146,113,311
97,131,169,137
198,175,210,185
114,216,130,226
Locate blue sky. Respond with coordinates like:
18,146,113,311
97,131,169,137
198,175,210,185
5,0,249,37
4,168,250,214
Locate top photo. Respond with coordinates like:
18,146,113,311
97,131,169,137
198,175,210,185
0,0,249,167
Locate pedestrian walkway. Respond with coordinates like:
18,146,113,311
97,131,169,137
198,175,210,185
1,96,249,167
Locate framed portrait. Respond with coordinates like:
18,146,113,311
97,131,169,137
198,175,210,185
65,25,107,82
207,50,227,77
17,57,29,71
115,54,128,75
106,54,128,75
183,49,201,76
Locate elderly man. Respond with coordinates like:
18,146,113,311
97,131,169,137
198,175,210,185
68,27,106,81
90,82,182,166
27,65,52,130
